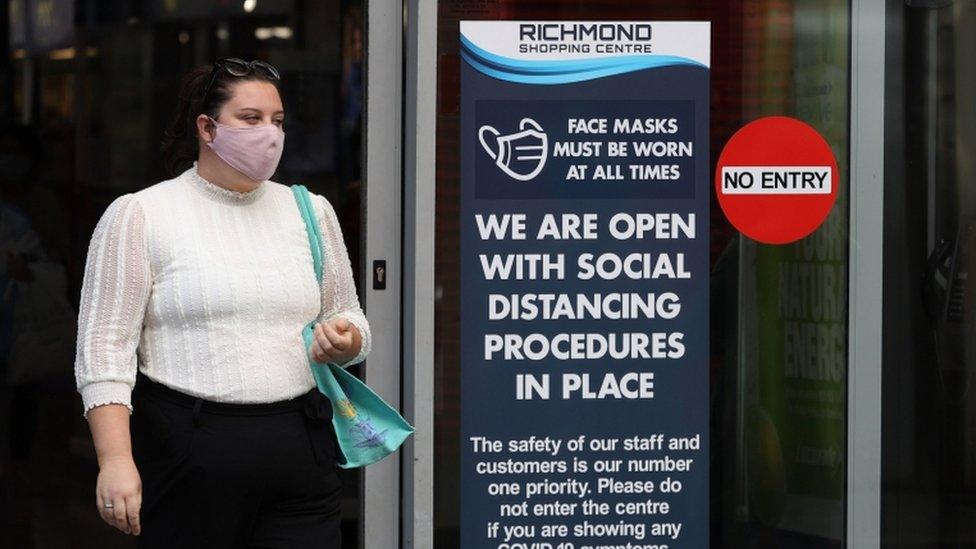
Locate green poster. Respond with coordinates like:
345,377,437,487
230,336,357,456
740,0,849,539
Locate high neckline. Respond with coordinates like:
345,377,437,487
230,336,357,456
185,162,268,205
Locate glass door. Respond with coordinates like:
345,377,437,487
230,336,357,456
0,2,369,546
430,1,852,547
882,2,976,546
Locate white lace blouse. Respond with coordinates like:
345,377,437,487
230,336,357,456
74,163,371,417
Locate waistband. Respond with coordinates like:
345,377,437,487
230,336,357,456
134,370,330,421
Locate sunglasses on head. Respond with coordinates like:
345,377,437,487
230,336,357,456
200,58,281,105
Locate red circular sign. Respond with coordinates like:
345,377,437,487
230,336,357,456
715,116,839,244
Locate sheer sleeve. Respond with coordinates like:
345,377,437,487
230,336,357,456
311,193,371,368
74,194,152,417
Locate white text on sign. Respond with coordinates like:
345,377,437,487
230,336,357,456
720,166,831,195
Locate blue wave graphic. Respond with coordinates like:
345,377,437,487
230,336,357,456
460,34,705,85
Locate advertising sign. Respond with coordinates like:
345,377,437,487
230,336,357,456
459,21,711,548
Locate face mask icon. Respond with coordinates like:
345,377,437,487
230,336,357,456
478,118,548,181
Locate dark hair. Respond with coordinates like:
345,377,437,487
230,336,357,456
161,62,282,176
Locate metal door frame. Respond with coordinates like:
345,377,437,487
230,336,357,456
847,0,885,547
362,0,404,547
363,0,437,546
402,0,437,547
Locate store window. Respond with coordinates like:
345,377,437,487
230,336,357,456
434,1,850,547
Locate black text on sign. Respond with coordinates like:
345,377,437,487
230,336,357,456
720,166,832,195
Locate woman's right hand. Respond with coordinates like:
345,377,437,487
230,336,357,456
95,455,142,535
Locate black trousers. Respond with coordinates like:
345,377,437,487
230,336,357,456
131,372,342,548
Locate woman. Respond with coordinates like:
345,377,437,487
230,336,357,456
74,58,370,547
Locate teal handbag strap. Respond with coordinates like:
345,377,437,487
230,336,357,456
291,185,323,283
291,184,415,469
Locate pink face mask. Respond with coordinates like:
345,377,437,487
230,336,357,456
205,117,285,182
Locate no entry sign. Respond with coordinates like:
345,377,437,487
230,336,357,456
715,116,839,244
